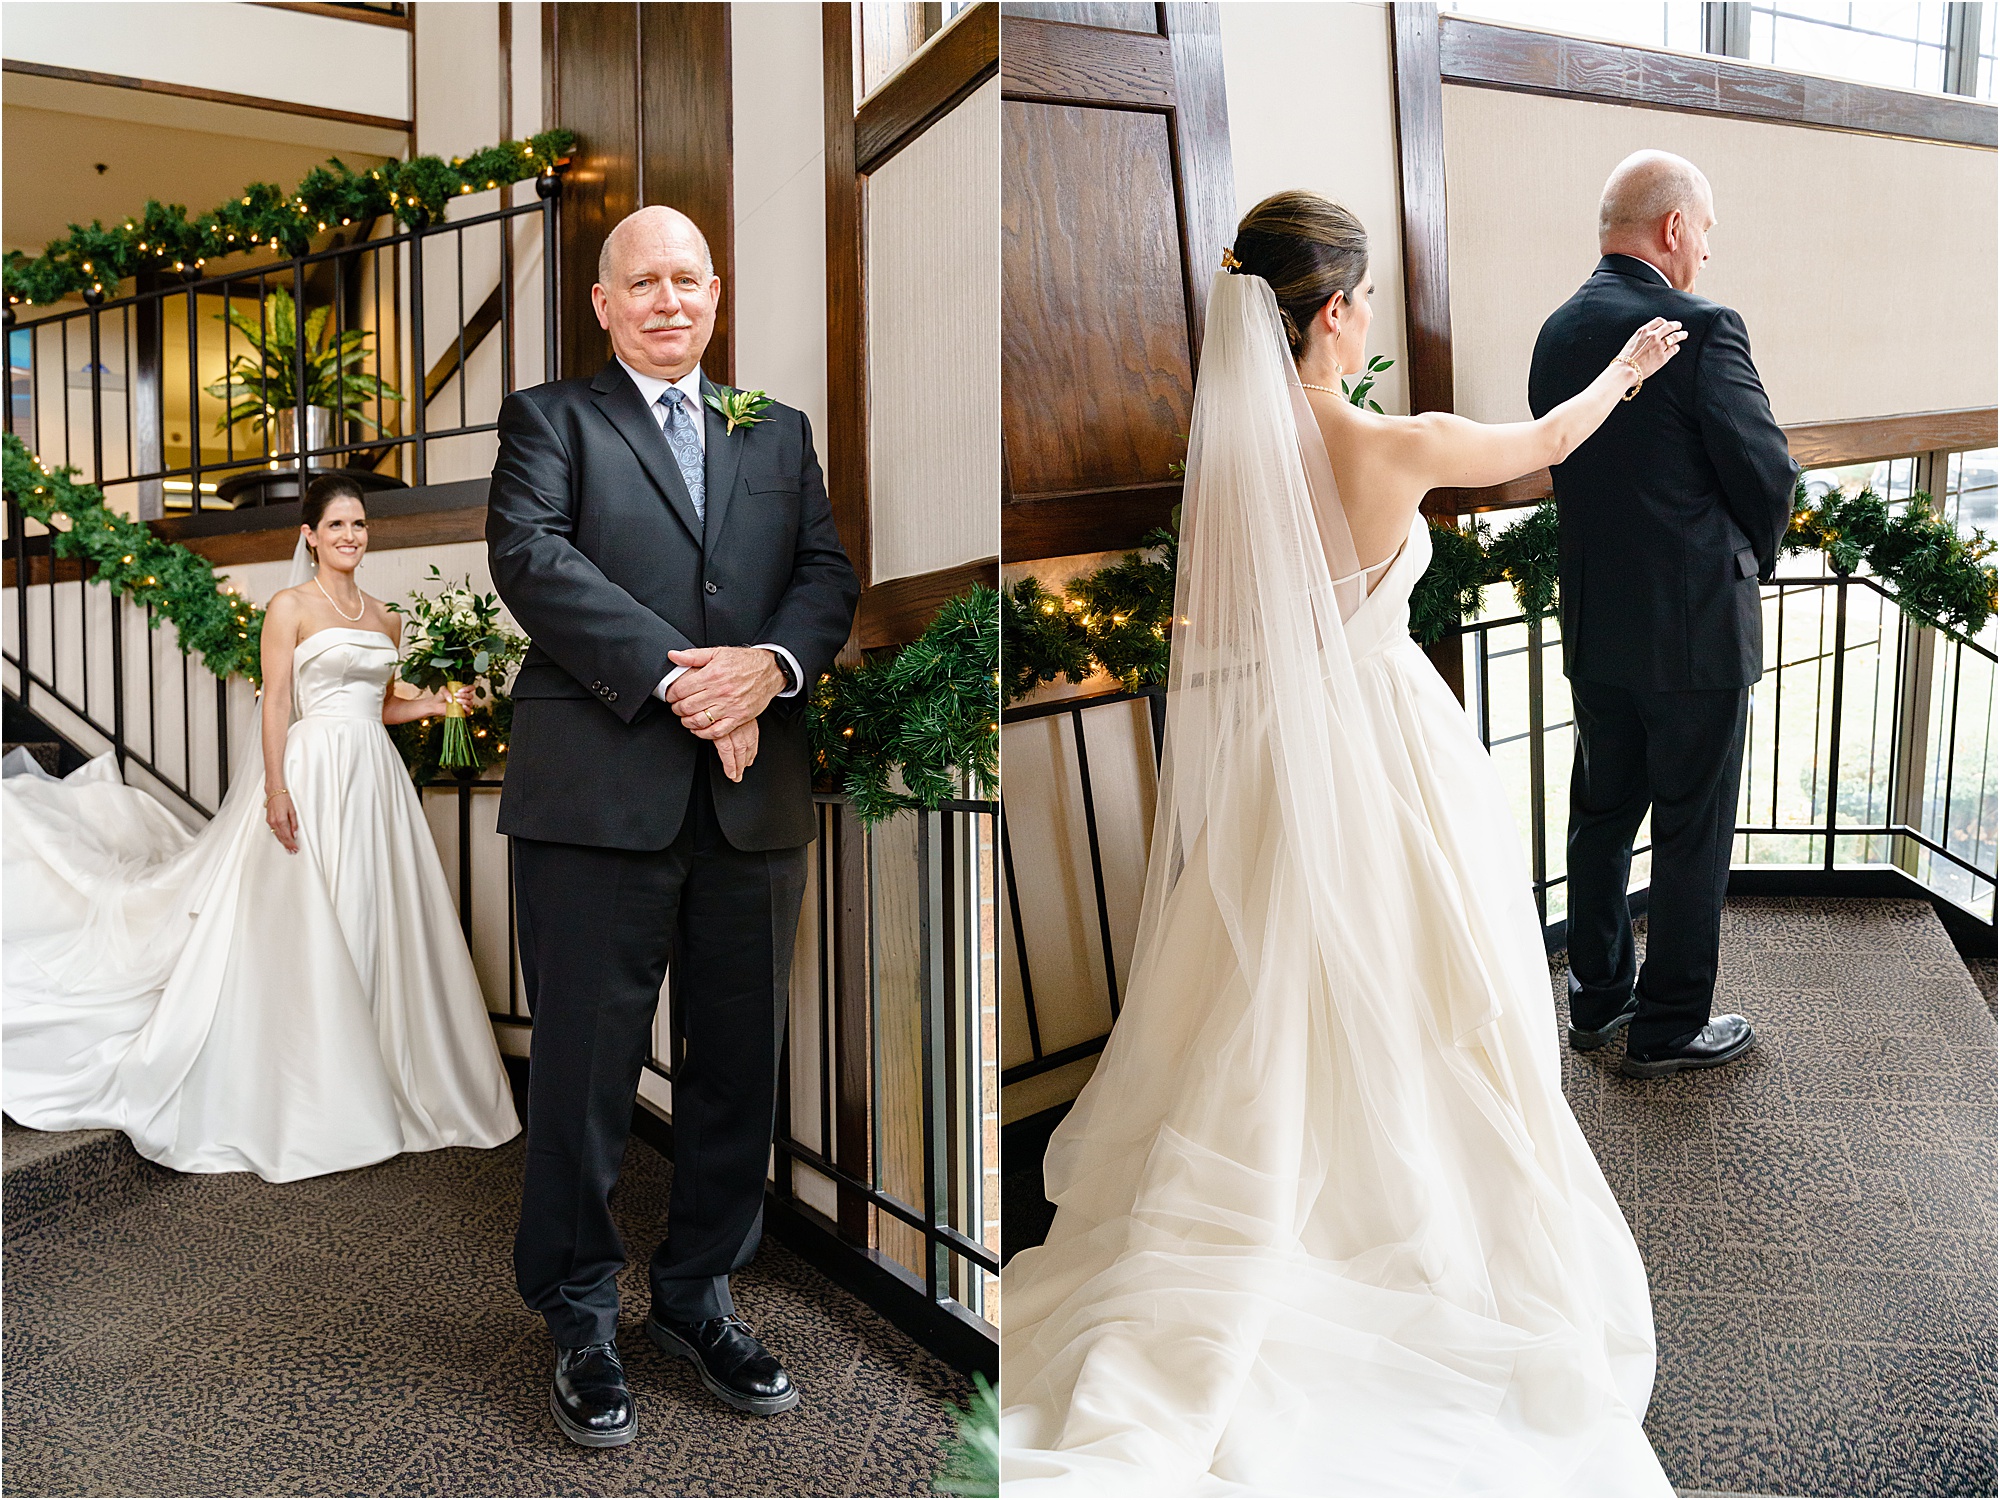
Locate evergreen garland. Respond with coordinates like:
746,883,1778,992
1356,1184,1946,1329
932,1373,1000,1497
4,130,575,308
5,437,1000,823
1006,487,1996,700
1001,526,1177,700
1781,479,1997,643
811,586,1000,824
2,434,266,679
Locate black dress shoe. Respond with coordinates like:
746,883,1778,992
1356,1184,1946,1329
1568,996,1640,1052
1621,1014,1756,1079
551,1341,636,1447
647,1312,800,1415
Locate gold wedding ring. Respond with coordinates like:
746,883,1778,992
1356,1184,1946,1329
700,710,715,728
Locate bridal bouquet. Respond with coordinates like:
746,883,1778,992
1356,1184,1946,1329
388,567,527,769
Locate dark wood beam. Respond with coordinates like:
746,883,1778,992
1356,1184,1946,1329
855,558,998,651
1001,482,1178,561
824,2,872,601
0,59,412,134
855,0,999,175
999,16,1174,108
1389,2,1462,699
1163,3,1233,364
1439,14,1997,148
251,2,412,28
1426,406,2000,514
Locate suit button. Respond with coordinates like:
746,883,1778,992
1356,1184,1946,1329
604,689,618,703
705,580,719,594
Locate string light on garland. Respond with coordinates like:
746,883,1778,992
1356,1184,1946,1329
1005,481,1995,704
3,129,575,307
2,433,1002,822
2,433,264,681
811,586,1000,824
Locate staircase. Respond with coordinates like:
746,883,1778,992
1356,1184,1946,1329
2,695,88,778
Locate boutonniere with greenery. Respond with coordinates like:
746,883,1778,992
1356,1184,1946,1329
704,385,774,435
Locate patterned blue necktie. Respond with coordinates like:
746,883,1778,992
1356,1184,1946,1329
656,387,706,524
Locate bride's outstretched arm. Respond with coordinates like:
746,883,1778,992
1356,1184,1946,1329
1394,316,1686,491
259,593,302,854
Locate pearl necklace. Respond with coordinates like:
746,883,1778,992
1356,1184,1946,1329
314,572,366,622
1299,381,1345,396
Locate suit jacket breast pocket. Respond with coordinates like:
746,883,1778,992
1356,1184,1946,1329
1735,548,1759,580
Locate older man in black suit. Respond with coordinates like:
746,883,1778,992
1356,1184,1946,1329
487,205,858,1445
1529,151,1797,1082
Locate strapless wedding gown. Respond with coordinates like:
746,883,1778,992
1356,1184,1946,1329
1001,519,1672,1496
2,628,520,1182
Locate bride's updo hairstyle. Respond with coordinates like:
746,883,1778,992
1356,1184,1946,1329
1228,190,1369,358
301,475,367,564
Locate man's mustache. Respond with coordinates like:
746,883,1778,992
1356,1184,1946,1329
641,316,696,332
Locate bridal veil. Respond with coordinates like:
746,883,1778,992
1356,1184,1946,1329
999,273,1670,1496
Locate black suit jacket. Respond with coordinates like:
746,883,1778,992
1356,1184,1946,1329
1528,255,1797,692
486,362,859,851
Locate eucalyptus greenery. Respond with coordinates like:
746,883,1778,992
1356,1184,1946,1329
811,586,1000,824
4,130,574,308
385,567,528,769
1,433,265,680
205,286,402,436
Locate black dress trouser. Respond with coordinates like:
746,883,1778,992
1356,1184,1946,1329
1565,676,1750,1058
511,773,809,1348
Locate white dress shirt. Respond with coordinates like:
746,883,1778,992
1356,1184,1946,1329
614,357,805,707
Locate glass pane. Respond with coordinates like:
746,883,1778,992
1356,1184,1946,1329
1750,1,1954,90
1441,1,1706,52
1945,446,1998,537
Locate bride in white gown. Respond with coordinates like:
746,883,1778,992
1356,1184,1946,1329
3,478,519,1182
1000,192,1687,1496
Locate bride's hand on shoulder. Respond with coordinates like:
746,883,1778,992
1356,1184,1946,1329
265,787,300,854
1612,316,1686,382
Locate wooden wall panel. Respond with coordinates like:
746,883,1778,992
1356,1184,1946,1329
545,3,637,380
999,1,1158,32
999,2,1233,561
639,3,734,387
1001,102,1191,498
544,2,734,384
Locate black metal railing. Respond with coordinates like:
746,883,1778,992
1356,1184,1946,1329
4,187,556,511
425,780,1003,1338
3,188,557,817
1001,574,1997,1095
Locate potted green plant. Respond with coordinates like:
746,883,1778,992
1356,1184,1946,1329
205,286,402,457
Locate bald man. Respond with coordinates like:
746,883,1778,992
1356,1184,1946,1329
1529,151,1796,1082
487,205,858,1444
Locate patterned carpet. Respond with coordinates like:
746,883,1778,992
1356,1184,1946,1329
2,1124,969,1497
1565,898,1998,1498
1003,896,1998,1496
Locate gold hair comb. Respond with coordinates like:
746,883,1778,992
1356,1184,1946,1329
1221,248,1243,271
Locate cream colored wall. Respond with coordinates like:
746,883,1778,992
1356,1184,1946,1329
865,77,1003,583
1442,86,2000,426
0,2,411,122
408,2,552,483
734,0,830,444
1220,0,1410,416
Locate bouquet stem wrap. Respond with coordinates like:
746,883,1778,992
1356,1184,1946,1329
439,679,476,768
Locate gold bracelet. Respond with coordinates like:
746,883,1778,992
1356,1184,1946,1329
1614,360,1644,402
264,788,290,804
